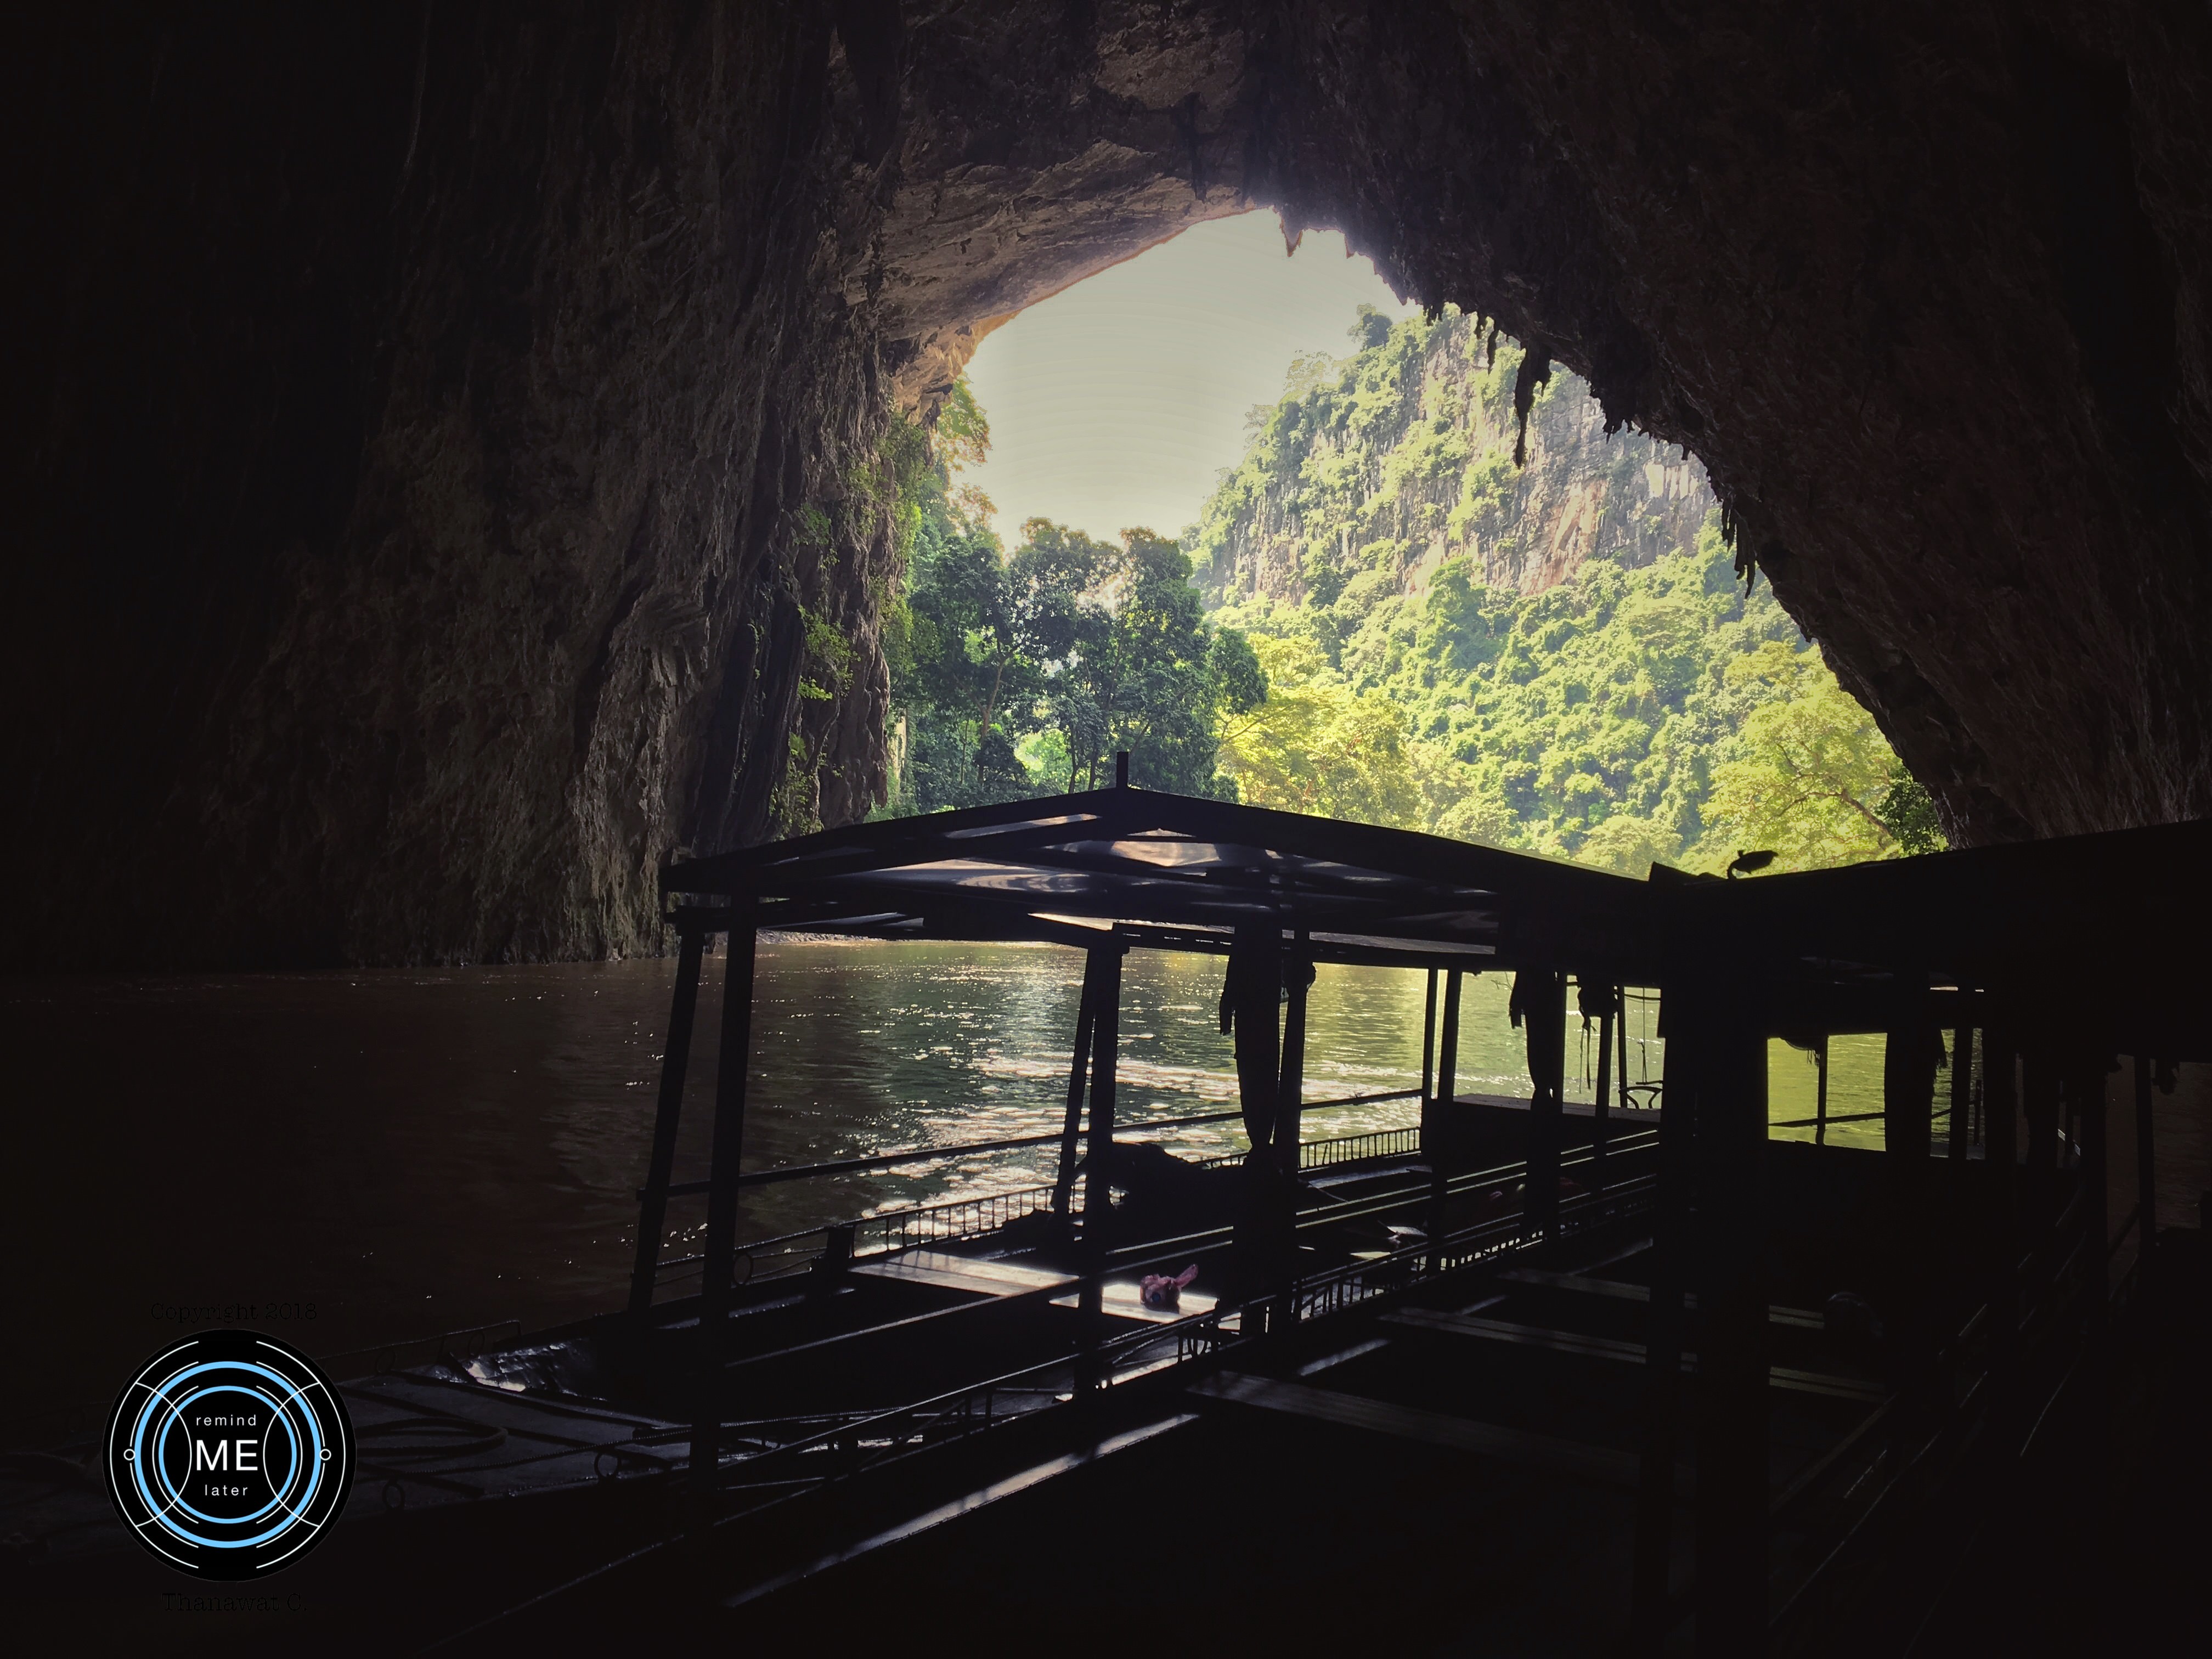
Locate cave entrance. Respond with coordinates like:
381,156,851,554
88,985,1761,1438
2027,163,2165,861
890,200,1937,887
889,209,1413,807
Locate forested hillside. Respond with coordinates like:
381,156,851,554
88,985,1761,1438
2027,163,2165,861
1194,306,1712,608
884,314,1940,874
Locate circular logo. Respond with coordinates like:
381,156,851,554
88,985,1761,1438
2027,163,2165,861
105,1330,354,1578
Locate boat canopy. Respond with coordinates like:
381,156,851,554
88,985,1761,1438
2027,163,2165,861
660,785,1658,974
662,783,2212,1054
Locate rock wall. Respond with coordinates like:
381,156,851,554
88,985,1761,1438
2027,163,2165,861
1248,2,2212,847
11,2,2212,966
7,5,905,966
1195,313,1716,608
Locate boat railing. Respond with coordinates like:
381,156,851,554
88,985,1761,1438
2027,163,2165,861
1294,1123,1424,1168
852,1182,1063,1257
689,1137,1664,1504
639,1087,1427,1301
646,1105,1658,1302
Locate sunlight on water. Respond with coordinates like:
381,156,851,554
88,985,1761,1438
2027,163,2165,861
723,939,1534,1235
11,939,1962,1414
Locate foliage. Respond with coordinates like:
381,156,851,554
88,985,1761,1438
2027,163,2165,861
1184,304,1951,875
879,332,1949,881
1216,636,1419,825
936,378,992,470
1877,775,1945,855
1214,508,1946,874
1188,307,1677,611
883,381,1259,813
1700,642,1919,867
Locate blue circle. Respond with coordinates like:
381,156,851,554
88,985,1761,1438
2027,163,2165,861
127,1359,326,1551
107,1331,353,1579
145,1384,302,1529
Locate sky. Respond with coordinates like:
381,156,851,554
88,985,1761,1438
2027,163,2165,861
956,210,1415,546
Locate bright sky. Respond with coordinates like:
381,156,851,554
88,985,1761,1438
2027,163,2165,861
957,210,1415,546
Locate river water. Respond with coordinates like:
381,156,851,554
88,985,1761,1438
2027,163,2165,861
4,941,1895,1418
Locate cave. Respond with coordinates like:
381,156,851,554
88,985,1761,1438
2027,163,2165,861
10,2,2212,969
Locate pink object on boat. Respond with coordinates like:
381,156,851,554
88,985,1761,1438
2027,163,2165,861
1139,1263,1200,1310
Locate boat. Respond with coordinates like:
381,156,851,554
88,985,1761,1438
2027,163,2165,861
14,778,2211,1654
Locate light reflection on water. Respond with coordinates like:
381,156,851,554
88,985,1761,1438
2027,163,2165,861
6,940,1892,1414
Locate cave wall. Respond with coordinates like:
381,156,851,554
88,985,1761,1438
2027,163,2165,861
1247,2,2212,847
10,1,2212,967
7,4,904,966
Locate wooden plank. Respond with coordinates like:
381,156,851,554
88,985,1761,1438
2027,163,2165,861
1189,1372,1680,1496
850,1249,1075,1300
724,1412,1203,1609
1452,1091,1661,1125
1497,1266,1825,1328
1049,1279,1219,1324
1381,1308,1888,1404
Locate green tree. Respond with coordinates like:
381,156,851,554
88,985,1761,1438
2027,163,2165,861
1032,526,1242,795
1218,636,1421,825
885,380,1035,812
1699,642,1933,869
1877,774,1945,855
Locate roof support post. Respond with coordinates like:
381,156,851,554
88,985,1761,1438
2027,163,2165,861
1885,995,1936,1173
1686,969,1769,1655
2133,1054,2157,1259
1224,927,1282,1153
1949,1025,1974,1162
1052,958,1101,1217
629,923,706,1318
2068,1053,2110,1343
1426,968,1463,1276
1275,939,1310,1180
1520,969,1568,1241
1983,1026,2021,1379
1076,941,1123,1391
1885,989,1943,1430
1813,1036,1829,1146
1620,990,1634,1120
1419,967,1438,1152
2023,1049,2062,1307
1272,940,1312,1327
689,893,759,1493
1633,982,1693,1640
1226,928,1290,1315
1590,983,1615,1196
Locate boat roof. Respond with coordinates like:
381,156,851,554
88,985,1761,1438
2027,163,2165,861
660,786,1657,972
663,787,2212,1050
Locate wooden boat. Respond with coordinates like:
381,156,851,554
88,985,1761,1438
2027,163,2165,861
14,780,2212,1655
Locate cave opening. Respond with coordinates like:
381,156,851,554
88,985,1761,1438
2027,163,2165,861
16,4,2212,972
893,208,1933,882
9,9,2212,1651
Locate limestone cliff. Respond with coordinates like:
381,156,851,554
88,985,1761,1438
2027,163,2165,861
1195,313,1714,610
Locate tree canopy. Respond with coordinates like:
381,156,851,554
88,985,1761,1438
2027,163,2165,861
879,348,1943,878
884,413,1264,811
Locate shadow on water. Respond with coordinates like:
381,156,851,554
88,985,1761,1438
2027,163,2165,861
0,945,1426,1413
2,939,1899,1418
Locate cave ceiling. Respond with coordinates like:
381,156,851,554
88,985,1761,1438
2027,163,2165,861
9,1,2211,967
872,1,2212,851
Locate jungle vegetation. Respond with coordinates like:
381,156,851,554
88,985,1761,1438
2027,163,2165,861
881,315,1941,874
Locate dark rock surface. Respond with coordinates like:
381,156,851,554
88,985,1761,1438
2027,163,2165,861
10,2,2212,965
